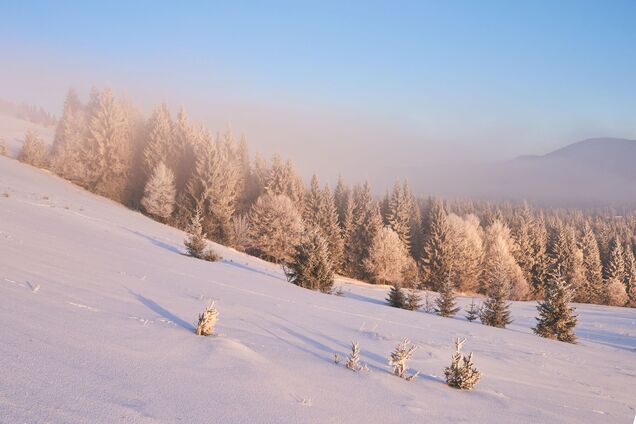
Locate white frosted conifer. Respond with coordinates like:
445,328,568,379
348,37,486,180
141,162,176,221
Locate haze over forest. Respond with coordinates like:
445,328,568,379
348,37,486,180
1,1,635,201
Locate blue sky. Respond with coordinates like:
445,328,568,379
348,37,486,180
1,1,635,190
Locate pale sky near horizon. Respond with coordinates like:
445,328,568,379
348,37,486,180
1,1,635,192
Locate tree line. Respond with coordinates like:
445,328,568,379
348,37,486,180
15,87,636,310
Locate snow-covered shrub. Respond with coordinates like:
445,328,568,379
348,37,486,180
195,300,218,336
141,161,176,222
388,337,418,381
444,338,481,390
185,207,207,258
345,341,363,372
283,230,334,293
18,130,48,168
533,276,577,343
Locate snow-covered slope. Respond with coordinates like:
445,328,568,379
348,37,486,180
0,114,54,157
0,156,634,423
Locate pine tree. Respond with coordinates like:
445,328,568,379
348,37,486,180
386,285,406,308
480,262,512,328
18,130,48,168
50,88,88,183
444,338,481,390
184,207,207,259
408,197,424,261
284,230,335,293
435,275,459,317
195,300,218,336
84,88,131,201
350,182,383,280
141,162,176,222
388,338,419,381
248,194,304,263
387,181,411,250
533,276,577,343
623,242,636,306
579,223,604,304
318,184,345,272
604,237,628,306
421,198,451,291
405,289,423,311
464,298,480,322
143,102,174,177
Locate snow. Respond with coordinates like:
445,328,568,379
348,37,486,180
1,155,635,423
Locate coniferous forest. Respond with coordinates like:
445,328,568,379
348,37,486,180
18,87,636,310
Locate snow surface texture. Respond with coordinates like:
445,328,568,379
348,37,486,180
1,155,635,423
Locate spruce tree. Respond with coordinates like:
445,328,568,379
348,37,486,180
533,276,577,343
350,182,383,281
318,184,345,272
284,230,334,293
604,237,628,306
435,275,459,317
421,198,451,291
444,338,481,390
141,162,176,222
143,102,174,177
464,298,480,322
623,242,636,306
405,289,423,311
579,223,604,304
387,181,411,250
50,88,87,183
480,262,512,328
388,338,419,381
184,207,207,259
84,88,131,201
386,285,406,308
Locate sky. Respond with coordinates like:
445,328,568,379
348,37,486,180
1,0,635,193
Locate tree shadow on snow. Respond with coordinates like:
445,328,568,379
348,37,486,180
341,291,386,306
221,260,284,281
124,229,183,255
129,290,194,332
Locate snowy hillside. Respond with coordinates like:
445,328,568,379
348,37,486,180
1,155,634,423
0,114,54,157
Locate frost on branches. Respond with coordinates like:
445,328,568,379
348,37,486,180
533,276,577,343
345,341,363,372
283,230,334,293
195,300,218,336
444,338,481,390
388,337,419,381
141,161,176,222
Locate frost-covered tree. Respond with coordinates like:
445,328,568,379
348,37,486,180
248,194,304,263
50,88,88,183
408,197,424,261
195,300,218,336
482,220,529,300
444,338,481,390
364,226,411,285
447,213,484,293
604,237,628,306
388,338,418,381
184,207,207,259
579,223,604,304
387,181,412,250
230,215,250,252
141,162,176,222
265,155,305,205
172,107,198,195
18,130,48,168
435,275,459,317
284,230,334,293
480,262,512,328
624,242,636,306
349,182,383,280
386,284,406,308
345,341,363,372
404,289,423,311
184,129,239,244
464,299,480,322
533,276,577,343
421,198,452,291
143,103,174,176
84,88,131,201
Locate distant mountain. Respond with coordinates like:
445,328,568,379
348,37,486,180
461,138,636,207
